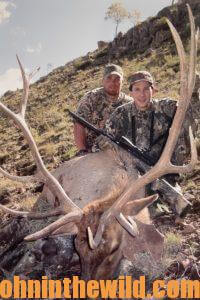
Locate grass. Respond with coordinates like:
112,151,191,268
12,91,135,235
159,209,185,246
18,194,38,211
164,232,182,258
0,177,26,191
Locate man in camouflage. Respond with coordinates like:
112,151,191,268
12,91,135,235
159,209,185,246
74,64,132,154
105,71,195,166
99,71,196,220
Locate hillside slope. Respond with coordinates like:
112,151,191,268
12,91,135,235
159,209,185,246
0,0,199,226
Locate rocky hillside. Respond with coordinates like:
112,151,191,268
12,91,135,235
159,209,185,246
108,0,200,58
0,0,200,224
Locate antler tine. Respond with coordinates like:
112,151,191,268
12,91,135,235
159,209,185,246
187,4,198,99
16,55,26,85
89,5,198,248
24,210,81,241
0,166,37,183
115,213,139,236
16,55,30,119
0,203,33,217
0,202,67,219
0,57,83,226
165,18,187,98
165,126,198,174
16,55,40,119
158,10,197,165
88,224,105,250
16,55,40,118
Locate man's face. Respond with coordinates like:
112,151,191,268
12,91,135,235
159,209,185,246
103,74,122,96
130,80,153,111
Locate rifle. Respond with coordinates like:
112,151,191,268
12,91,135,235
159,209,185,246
67,109,191,207
67,109,157,166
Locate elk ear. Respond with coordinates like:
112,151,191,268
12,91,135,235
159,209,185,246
123,194,158,216
122,219,164,262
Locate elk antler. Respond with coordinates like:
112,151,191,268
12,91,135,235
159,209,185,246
88,4,199,248
0,56,83,237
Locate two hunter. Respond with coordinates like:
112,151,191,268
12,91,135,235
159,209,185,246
72,64,196,225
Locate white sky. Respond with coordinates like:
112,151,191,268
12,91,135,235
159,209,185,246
0,0,172,95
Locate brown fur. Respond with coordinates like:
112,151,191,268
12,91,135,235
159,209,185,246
41,148,161,280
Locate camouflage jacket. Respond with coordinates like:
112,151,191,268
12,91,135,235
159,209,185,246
105,98,196,165
76,87,132,149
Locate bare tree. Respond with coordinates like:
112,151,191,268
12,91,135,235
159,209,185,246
128,9,142,26
105,1,129,37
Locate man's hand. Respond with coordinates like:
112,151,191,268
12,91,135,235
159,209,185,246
76,149,89,157
96,135,116,151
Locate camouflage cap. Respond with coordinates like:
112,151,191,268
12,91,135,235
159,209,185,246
104,64,123,79
129,71,154,91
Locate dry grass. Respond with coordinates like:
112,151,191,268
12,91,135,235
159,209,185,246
19,194,38,211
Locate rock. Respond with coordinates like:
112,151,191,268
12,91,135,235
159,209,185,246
108,0,200,59
97,41,109,50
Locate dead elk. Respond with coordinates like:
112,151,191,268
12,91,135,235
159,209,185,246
0,5,199,280
0,144,161,279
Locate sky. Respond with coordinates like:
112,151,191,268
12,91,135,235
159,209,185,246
0,0,172,96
